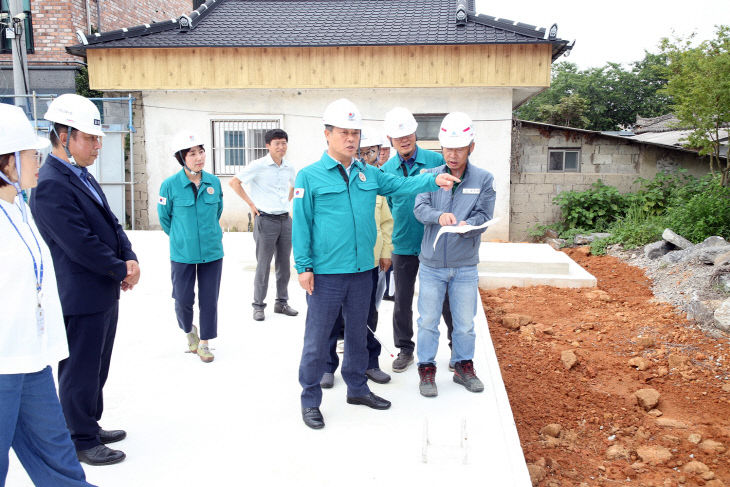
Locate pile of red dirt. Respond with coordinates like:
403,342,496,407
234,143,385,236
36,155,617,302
482,247,730,487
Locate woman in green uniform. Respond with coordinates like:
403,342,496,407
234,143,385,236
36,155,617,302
158,131,224,363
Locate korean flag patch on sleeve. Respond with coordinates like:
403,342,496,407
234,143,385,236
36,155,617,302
158,195,167,205
293,188,305,199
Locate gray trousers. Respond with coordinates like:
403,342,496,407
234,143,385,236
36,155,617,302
253,213,292,309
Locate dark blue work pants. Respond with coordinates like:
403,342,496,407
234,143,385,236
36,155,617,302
171,259,223,341
299,271,373,408
326,268,381,372
0,367,95,487
58,303,118,451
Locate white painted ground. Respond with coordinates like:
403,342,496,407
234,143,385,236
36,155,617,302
8,231,531,487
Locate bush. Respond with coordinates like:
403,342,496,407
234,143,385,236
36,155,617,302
631,170,696,216
663,176,730,242
553,180,629,231
589,204,665,255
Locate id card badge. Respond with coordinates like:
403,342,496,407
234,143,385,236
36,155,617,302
36,305,45,336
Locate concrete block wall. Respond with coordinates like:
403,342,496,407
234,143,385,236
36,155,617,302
103,90,148,229
0,0,190,63
509,123,711,241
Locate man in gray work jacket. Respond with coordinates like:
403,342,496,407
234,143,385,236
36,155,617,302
412,112,496,398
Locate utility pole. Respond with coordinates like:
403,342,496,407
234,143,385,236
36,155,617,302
8,0,30,107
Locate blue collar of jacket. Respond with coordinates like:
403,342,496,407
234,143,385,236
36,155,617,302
175,168,214,187
319,151,364,173
397,146,419,168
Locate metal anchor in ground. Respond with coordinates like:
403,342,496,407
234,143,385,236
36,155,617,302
421,417,469,464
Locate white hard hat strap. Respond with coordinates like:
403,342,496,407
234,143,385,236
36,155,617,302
178,150,199,176
51,124,78,166
0,151,29,222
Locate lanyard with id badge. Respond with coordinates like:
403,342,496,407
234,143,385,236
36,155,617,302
0,201,45,336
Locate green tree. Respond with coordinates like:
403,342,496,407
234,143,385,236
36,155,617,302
661,26,730,186
536,93,590,128
516,52,672,131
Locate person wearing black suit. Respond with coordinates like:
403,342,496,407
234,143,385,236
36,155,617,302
30,94,140,467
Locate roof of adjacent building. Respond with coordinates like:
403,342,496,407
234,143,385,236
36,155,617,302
68,0,573,60
520,119,728,160
634,114,686,134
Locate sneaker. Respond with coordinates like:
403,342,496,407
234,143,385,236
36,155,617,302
320,372,334,389
197,343,214,363
336,339,344,354
453,360,484,393
274,303,298,316
365,368,391,384
186,325,200,353
253,309,265,321
448,362,455,372
392,351,414,373
418,364,438,397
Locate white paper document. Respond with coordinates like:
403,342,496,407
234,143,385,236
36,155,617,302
433,217,501,250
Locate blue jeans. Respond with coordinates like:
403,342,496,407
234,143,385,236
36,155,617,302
0,367,95,487
299,271,373,408
416,264,478,366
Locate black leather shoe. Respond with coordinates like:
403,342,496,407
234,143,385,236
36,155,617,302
77,444,126,466
302,407,325,429
346,392,391,410
274,303,299,316
99,428,126,444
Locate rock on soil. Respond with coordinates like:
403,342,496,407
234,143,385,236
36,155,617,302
683,460,710,474
634,388,661,411
663,228,693,249
540,424,562,438
715,298,730,332
560,350,578,369
699,439,726,453
636,445,672,465
645,240,676,259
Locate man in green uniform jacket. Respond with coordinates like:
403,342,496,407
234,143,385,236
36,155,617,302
293,98,459,430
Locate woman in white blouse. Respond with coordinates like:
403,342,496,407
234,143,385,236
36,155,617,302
0,104,95,486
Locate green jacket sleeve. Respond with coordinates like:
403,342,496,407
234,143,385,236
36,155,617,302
292,172,314,273
158,180,172,235
375,171,439,197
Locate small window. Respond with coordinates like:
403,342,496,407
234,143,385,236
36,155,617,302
548,149,580,172
414,113,446,153
1,0,34,54
211,119,280,175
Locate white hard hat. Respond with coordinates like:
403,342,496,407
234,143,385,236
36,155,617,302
322,98,362,130
172,131,205,156
379,132,392,149
44,94,105,137
383,107,418,138
438,112,475,149
359,128,381,148
0,104,50,155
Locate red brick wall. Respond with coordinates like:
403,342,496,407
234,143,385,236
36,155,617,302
1,0,191,63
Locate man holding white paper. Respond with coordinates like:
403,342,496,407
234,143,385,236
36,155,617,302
412,112,496,398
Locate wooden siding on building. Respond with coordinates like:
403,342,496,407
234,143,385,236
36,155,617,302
88,43,551,90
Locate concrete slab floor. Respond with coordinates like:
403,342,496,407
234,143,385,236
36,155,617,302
8,231,532,487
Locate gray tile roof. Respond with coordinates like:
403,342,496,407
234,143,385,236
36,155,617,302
70,0,572,60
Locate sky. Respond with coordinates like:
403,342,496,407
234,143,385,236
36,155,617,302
474,0,729,69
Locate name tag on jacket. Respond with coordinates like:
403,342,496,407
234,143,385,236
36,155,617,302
462,188,480,195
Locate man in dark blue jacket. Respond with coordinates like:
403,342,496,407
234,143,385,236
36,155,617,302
413,112,496,398
30,94,140,466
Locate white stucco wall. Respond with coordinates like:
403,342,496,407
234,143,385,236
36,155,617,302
141,87,512,240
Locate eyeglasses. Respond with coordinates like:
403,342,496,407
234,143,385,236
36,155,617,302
359,148,377,156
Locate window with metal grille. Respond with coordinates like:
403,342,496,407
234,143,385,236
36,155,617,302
548,148,580,172
211,119,280,175
1,0,34,54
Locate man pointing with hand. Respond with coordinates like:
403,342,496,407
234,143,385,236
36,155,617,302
292,98,459,430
